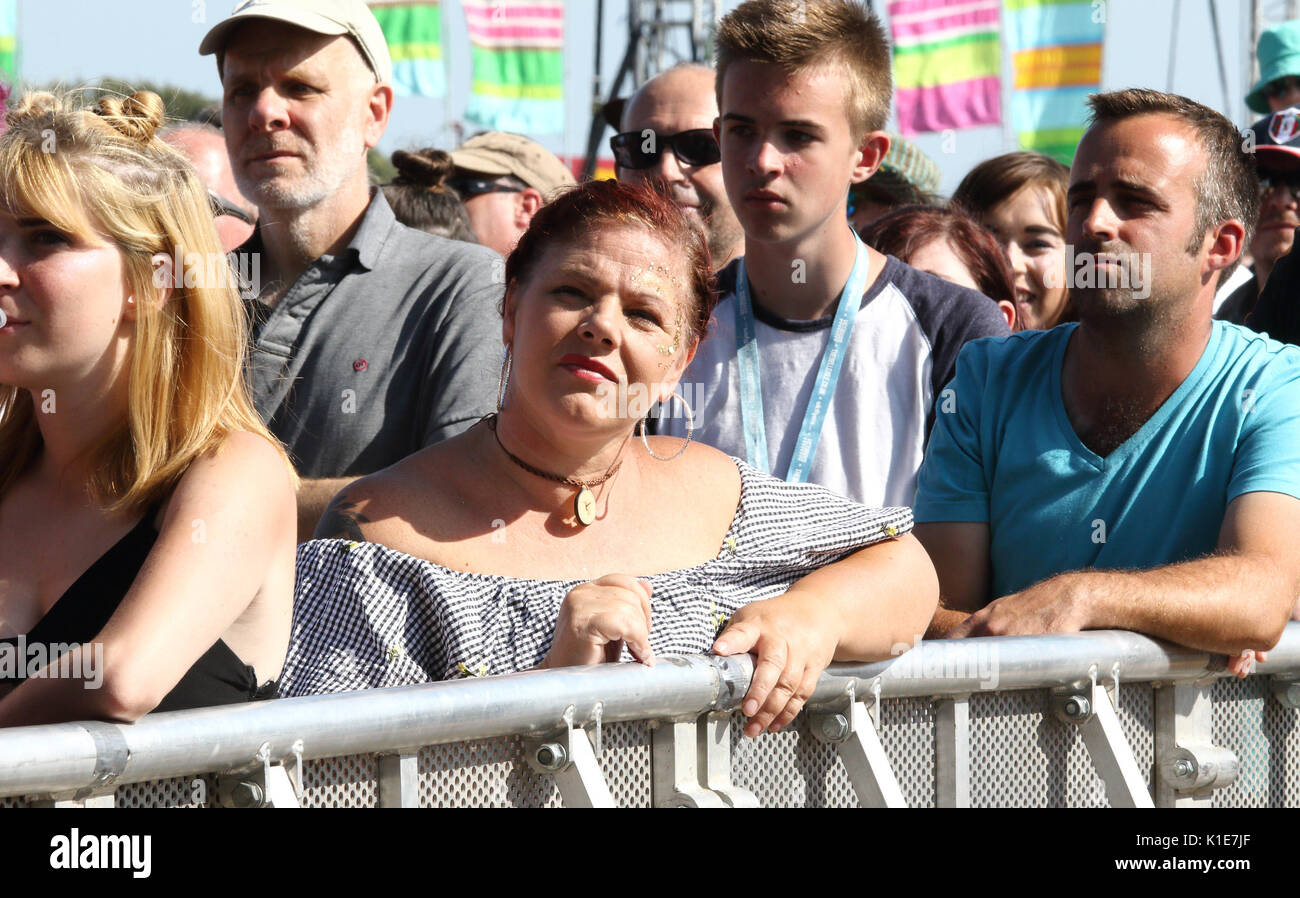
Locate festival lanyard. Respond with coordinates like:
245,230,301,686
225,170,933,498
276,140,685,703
734,230,870,482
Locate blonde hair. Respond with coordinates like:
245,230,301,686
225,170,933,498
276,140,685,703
715,0,892,138
0,91,295,514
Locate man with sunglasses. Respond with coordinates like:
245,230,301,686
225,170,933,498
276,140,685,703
161,122,258,253
614,64,744,268
448,131,575,258
1219,108,1300,324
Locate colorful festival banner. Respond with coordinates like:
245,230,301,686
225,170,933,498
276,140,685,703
462,0,564,135
889,0,1002,136
368,1,446,98
0,0,18,88
1005,0,1105,164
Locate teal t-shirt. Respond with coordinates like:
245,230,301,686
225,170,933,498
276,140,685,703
913,321,1300,599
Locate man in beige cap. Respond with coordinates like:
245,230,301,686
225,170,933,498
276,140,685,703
449,131,575,258
201,0,503,540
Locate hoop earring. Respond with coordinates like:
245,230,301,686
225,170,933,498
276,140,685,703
640,392,694,461
497,346,512,412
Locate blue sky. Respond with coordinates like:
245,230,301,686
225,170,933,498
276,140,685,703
10,1,1280,193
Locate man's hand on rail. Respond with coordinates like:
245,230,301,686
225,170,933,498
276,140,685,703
711,593,838,737
540,575,656,669
947,575,1090,639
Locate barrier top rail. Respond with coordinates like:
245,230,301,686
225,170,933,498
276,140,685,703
0,625,1297,799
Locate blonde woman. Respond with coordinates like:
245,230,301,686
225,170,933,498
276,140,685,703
0,92,297,725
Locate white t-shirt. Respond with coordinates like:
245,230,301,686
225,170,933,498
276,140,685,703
663,255,1011,506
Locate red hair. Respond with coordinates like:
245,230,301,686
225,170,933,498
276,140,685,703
860,205,1016,306
506,179,718,341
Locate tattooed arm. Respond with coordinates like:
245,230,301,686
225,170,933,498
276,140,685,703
313,491,373,541
297,477,358,543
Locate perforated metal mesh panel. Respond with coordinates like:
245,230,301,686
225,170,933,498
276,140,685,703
1212,678,1300,808
300,753,378,807
969,686,1154,807
116,775,211,808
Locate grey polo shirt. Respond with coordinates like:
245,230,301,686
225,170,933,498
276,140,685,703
244,191,503,479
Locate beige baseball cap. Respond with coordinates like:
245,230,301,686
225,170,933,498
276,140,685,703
450,132,577,198
199,0,393,85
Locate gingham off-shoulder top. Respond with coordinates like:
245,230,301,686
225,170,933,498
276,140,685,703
279,459,913,697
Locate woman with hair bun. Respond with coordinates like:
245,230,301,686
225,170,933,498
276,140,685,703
0,91,297,725
383,147,477,243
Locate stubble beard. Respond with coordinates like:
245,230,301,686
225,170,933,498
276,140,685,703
699,193,744,265
240,121,367,216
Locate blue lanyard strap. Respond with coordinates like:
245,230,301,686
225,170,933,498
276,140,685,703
734,231,871,482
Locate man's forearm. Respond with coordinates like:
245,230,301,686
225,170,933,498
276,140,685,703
297,477,357,543
1063,553,1295,653
926,607,971,639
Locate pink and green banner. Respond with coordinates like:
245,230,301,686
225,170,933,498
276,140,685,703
0,0,17,88
1006,0,1105,164
369,1,446,98
889,0,1001,136
462,0,564,135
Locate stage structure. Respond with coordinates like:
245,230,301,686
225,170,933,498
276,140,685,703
582,0,718,179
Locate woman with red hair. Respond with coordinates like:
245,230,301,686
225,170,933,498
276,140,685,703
285,180,938,737
860,204,1018,330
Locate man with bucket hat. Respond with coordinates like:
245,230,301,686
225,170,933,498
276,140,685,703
201,0,503,540
448,131,576,258
1247,21,1300,115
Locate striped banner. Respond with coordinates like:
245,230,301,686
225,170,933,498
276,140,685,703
889,0,1001,136
1005,0,1105,164
463,1,564,135
0,0,17,89
369,2,446,98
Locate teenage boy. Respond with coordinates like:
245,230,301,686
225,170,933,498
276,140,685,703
665,0,1008,507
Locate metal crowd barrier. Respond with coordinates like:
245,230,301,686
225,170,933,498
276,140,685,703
1,625,1297,808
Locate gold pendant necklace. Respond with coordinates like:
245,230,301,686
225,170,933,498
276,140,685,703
486,415,621,527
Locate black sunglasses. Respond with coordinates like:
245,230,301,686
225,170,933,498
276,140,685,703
1260,171,1300,196
609,128,721,170
208,190,254,224
1265,76,1300,98
448,177,524,199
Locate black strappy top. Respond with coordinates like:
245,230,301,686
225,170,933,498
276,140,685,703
0,505,277,712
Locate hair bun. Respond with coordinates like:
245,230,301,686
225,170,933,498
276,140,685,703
391,148,455,192
94,91,167,144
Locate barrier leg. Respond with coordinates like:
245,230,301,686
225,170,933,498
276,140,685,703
1055,681,1153,808
651,718,728,807
934,695,970,808
379,752,419,808
524,711,615,808
810,692,906,808
1154,683,1239,807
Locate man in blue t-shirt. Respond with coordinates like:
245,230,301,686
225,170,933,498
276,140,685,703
915,89,1300,671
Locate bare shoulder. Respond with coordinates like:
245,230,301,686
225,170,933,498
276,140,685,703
312,442,459,549
639,438,741,514
165,431,295,520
